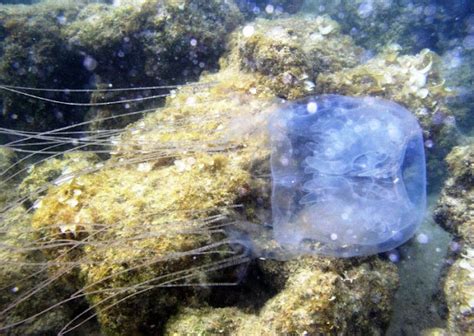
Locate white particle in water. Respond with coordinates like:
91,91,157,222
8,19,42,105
306,102,318,114
83,55,98,71
242,25,255,38
265,4,274,14
330,233,338,241
388,251,399,263
424,140,434,148
190,38,197,47
416,233,429,244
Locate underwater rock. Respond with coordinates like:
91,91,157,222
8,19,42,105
66,0,243,130
434,144,474,335
0,1,91,133
164,306,253,335
18,152,100,206
270,95,426,257
0,204,86,336
0,0,243,133
434,145,474,245
441,47,474,133
17,67,401,334
443,250,474,335
164,257,398,335
302,0,474,54
245,257,398,335
223,15,363,99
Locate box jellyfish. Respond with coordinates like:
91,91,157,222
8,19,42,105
269,95,426,257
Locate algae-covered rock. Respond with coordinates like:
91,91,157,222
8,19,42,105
18,151,100,205
0,204,93,336
223,15,363,99
0,147,19,204
25,62,400,334
244,257,398,335
30,150,251,334
165,257,398,335
165,306,253,335
434,145,474,245
443,250,474,335
434,144,474,335
66,0,243,130
0,0,244,133
302,0,473,54
0,1,91,132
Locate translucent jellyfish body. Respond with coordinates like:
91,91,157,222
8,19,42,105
269,95,426,257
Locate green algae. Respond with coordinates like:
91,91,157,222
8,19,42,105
223,15,363,99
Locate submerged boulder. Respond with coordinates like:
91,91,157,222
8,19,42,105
434,144,474,335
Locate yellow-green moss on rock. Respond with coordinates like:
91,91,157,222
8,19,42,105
434,145,474,244
443,250,474,335
222,15,363,99
434,144,474,335
164,257,398,335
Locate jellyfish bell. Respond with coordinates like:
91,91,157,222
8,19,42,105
266,95,426,257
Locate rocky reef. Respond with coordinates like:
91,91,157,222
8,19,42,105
0,0,243,132
0,3,470,335
0,1,89,133
0,13,406,335
434,144,474,335
166,258,398,335
302,0,474,54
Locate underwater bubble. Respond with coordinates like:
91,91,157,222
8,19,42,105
388,251,400,263
306,101,318,114
242,25,255,38
83,55,98,72
265,4,274,14
269,95,426,257
425,140,434,148
416,233,429,244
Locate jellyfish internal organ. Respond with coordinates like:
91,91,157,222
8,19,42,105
269,95,426,257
